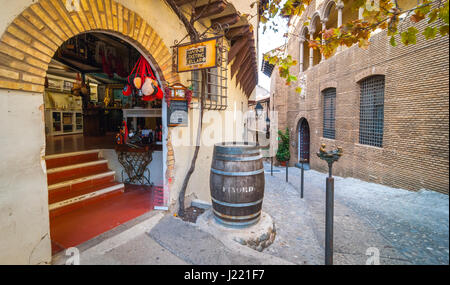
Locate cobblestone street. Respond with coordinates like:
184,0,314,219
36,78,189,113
262,163,449,265
52,163,448,265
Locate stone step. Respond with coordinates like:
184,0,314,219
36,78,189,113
47,160,109,185
45,150,101,169
47,171,117,192
49,182,125,218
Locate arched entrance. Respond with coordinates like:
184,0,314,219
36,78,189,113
297,118,310,163
0,0,179,256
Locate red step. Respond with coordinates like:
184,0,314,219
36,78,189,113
45,150,124,218
49,185,124,218
49,181,123,204
45,150,100,169
47,160,109,185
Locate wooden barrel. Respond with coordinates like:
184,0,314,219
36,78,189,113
210,142,265,228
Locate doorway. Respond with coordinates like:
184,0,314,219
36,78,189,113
298,118,310,163
44,32,166,255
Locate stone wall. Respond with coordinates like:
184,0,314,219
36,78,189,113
271,0,449,194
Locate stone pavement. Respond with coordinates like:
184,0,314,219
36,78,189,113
262,163,449,265
54,163,448,265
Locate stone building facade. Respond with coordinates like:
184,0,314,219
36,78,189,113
270,0,449,194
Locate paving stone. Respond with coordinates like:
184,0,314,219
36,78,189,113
262,163,448,265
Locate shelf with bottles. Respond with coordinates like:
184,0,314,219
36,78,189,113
46,110,83,136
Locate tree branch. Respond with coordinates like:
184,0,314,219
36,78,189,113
166,0,199,41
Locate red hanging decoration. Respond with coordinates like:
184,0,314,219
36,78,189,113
126,55,162,102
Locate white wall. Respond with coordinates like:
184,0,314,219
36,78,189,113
0,0,255,263
101,149,164,186
0,89,51,264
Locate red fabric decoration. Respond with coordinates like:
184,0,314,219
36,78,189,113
155,86,164,99
122,84,132,96
126,56,162,101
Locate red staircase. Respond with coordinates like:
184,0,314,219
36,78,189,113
45,150,125,218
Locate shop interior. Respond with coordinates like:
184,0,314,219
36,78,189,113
44,32,163,154
44,32,165,255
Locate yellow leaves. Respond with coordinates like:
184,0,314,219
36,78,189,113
400,27,419,45
410,13,426,23
378,21,388,30
322,28,335,40
358,38,370,49
423,26,437,40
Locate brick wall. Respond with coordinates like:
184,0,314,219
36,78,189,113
272,0,449,194
0,0,180,93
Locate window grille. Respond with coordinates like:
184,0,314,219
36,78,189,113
190,70,200,98
322,88,336,139
359,75,385,147
187,37,228,110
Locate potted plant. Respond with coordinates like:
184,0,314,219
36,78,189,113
276,127,290,166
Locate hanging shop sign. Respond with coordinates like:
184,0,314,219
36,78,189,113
175,37,221,73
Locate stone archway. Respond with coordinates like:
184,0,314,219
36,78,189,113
0,0,179,184
0,0,180,93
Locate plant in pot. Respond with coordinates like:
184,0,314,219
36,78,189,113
276,127,290,166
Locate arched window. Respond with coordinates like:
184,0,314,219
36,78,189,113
310,14,322,67
322,88,336,139
359,75,385,147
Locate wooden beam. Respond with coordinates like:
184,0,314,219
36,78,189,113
236,56,254,84
240,64,254,89
174,0,195,5
242,62,257,89
211,13,241,26
246,77,257,97
228,36,249,64
194,1,227,20
230,43,250,77
232,49,255,80
234,52,252,81
244,74,256,95
226,25,250,40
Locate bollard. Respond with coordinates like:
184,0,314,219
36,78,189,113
270,157,273,176
317,144,343,266
295,160,308,199
325,176,334,265
286,162,288,182
301,166,304,199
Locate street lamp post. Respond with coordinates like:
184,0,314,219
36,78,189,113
317,144,343,265
265,116,273,176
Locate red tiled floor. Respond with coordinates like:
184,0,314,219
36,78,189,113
46,133,117,155
50,184,154,255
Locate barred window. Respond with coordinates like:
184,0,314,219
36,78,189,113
190,70,200,98
359,75,385,147
206,67,219,102
189,69,218,101
323,88,336,139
